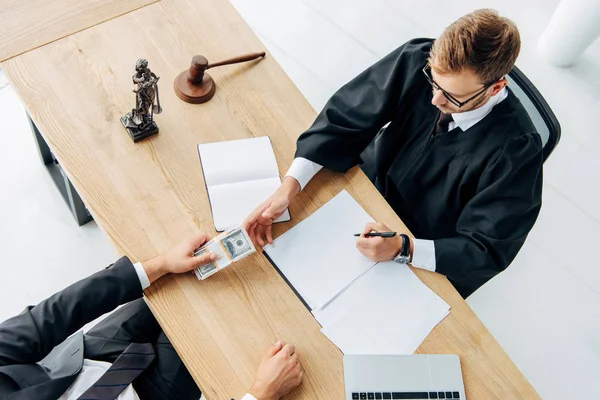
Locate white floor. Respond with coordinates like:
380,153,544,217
1,0,599,398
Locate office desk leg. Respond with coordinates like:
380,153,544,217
28,113,93,226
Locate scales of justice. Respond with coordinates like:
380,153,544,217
121,52,265,142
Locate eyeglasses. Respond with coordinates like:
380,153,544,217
422,64,498,108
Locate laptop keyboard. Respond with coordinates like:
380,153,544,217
351,392,461,399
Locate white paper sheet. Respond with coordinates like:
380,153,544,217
264,190,377,310
198,137,290,231
313,261,450,355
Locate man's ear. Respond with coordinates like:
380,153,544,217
489,78,508,96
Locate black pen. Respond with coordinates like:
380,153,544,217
353,232,397,238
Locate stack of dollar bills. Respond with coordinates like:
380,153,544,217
193,225,256,280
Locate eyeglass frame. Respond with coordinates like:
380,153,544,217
422,63,500,108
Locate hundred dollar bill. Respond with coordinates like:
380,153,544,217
193,225,256,280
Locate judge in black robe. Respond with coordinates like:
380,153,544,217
295,38,543,298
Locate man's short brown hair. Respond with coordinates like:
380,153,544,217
429,9,521,84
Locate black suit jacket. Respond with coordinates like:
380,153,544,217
0,257,143,400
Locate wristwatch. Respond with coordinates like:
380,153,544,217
393,234,411,264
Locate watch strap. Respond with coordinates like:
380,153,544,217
399,234,410,258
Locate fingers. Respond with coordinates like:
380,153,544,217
263,340,283,360
295,369,304,385
259,204,276,245
245,196,285,247
357,236,383,249
191,251,217,267
281,343,296,357
355,236,369,248
249,222,275,247
248,222,270,247
361,222,391,236
265,224,273,244
248,222,257,243
293,362,303,377
262,206,275,219
362,222,379,235
356,236,384,262
262,199,284,219
245,201,270,233
257,216,276,246
254,201,272,221
245,216,260,243
356,236,382,249
291,358,303,386
243,217,253,233
189,232,210,249
289,352,300,365
256,225,266,247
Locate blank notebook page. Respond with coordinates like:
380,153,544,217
198,136,290,231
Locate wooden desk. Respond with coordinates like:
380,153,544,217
2,0,540,398
0,0,158,61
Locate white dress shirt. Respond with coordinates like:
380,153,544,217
284,88,508,272
61,262,256,400
59,359,141,400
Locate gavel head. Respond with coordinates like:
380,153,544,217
187,55,209,84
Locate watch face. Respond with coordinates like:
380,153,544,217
395,255,410,264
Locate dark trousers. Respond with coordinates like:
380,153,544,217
83,298,201,400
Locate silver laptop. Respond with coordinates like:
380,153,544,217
344,354,466,400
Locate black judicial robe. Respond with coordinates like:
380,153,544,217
295,38,543,298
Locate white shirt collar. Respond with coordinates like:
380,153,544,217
450,87,508,131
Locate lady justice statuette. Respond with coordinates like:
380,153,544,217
121,59,162,142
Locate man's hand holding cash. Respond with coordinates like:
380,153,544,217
194,225,256,280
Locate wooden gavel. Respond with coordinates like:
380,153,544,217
174,52,266,104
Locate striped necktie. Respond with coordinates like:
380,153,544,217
77,342,155,400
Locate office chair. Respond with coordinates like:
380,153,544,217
507,65,561,162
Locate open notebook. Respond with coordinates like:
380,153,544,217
198,136,291,231
264,190,450,354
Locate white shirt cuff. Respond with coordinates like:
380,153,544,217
133,262,151,290
410,239,436,272
241,394,258,400
285,157,323,191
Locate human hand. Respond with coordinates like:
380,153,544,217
142,233,217,284
355,222,404,262
244,177,300,246
249,341,303,400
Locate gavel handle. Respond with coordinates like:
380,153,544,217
206,52,266,69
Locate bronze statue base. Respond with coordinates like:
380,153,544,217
120,114,159,143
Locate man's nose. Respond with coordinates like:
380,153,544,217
431,89,447,107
